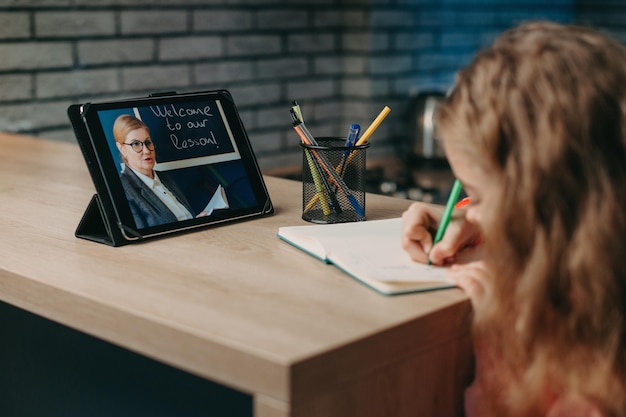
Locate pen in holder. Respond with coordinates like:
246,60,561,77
301,137,369,224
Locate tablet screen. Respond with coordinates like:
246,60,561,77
77,90,272,239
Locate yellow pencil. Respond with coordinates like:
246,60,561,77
304,149,331,215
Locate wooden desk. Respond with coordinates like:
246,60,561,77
0,133,473,417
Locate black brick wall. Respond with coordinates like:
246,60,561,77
0,0,622,171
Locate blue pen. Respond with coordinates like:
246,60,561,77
338,124,360,178
344,123,360,155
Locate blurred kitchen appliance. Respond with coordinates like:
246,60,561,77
407,91,448,167
379,90,453,203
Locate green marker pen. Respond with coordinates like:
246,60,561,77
428,179,463,265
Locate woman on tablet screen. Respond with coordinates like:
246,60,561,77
113,114,212,229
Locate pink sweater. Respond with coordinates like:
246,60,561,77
464,338,605,417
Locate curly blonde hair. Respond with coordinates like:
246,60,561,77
437,21,626,416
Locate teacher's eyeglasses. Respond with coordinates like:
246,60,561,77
124,139,154,153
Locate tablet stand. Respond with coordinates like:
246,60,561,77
75,194,135,247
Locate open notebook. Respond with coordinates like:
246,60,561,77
277,218,455,296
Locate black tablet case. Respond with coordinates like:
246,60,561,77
67,92,273,247
68,104,132,246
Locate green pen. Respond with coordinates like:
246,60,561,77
428,178,463,265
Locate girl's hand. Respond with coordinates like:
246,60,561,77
401,202,443,263
401,201,482,265
447,261,492,308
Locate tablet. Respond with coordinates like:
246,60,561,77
68,90,274,246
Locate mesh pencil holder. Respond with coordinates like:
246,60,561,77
300,137,369,224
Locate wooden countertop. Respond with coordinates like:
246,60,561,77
0,132,472,417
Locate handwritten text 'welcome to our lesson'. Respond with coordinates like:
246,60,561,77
150,104,220,150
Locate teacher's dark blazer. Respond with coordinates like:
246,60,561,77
119,167,195,229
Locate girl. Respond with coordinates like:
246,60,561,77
401,21,626,417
